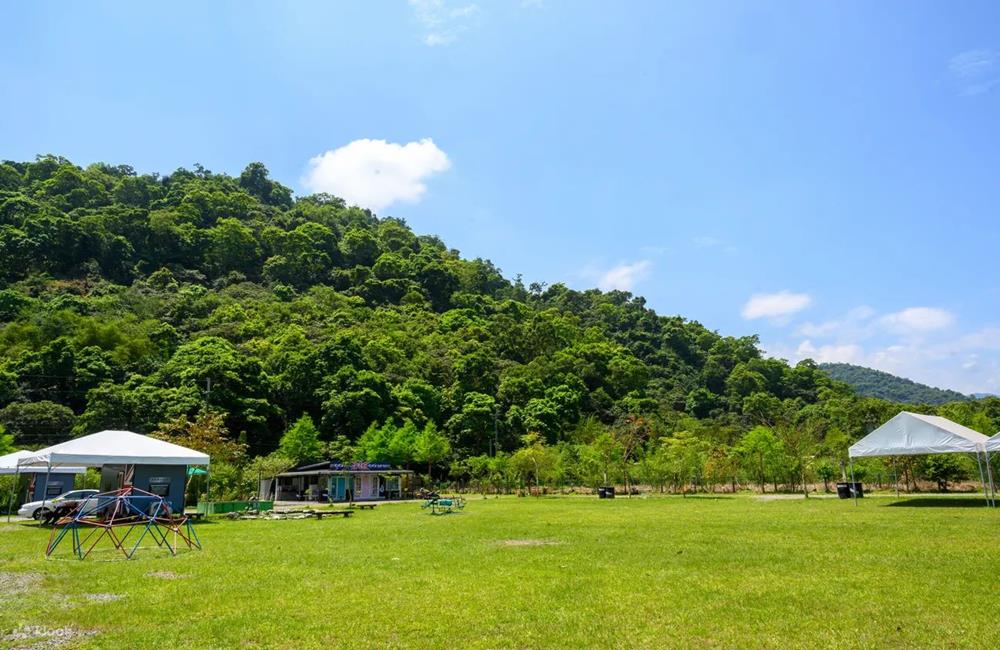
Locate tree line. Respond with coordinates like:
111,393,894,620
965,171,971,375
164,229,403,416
1,155,998,500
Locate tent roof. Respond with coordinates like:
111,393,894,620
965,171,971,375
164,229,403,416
987,432,1000,452
16,430,209,468
0,450,86,475
849,412,989,458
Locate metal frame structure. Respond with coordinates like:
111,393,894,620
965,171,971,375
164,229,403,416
45,486,202,560
421,495,465,514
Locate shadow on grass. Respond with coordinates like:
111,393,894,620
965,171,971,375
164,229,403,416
886,497,993,508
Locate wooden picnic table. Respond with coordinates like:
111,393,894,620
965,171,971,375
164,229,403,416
349,503,377,510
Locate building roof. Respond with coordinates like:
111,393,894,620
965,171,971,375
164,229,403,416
278,460,413,477
278,469,413,477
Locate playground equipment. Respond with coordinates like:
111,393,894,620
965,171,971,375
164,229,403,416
421,495,466,515
44,486,201,560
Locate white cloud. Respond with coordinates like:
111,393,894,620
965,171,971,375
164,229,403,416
596,260,651,292
693,236,738,254
409,0,479,46
767,301,1000,394
302,138,451,211
693,236,721,247
795,320,840,338
949,49,999,96
879,307,955,334
795,305,876,339
795,340,863,364
956,327,1000,352
741,291,812,321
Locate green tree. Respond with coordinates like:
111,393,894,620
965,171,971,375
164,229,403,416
412,421,452,477
816,461,837,493
0,401,75,446
734,426,785,493
921,455,968,492
278,415,324,464
152,411,248,464
0,424,13,455
661,431,710,494
511,432,556,493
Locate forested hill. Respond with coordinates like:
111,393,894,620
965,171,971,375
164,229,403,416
0,156,993,472
818,363,970,405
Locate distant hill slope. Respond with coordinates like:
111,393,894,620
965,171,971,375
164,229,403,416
819,363,970,405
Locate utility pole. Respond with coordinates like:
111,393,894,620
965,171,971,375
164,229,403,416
205,377,212,407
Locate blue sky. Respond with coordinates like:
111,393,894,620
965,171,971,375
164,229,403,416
2,1,999,393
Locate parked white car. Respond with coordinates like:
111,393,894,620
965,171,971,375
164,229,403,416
17,489,98,520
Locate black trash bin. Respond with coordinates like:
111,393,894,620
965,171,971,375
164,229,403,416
837,482,864,499
603,486,615,499
597,487,607,499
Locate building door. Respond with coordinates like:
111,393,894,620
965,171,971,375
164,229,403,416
334,476,347,501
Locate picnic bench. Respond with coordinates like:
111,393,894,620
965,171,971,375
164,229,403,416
302,509,353,520
349,503,377,510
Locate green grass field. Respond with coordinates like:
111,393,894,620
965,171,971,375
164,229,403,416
1,495,998,649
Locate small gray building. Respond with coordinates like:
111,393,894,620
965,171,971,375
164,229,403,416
272,461,414,502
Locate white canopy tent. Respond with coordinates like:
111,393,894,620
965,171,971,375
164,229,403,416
12,430,210,520
16,430,209,469
987,433,1000,453
3,450,87,522
0,450,85,475
848,412,992,506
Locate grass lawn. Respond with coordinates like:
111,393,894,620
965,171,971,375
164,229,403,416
1,494,998,648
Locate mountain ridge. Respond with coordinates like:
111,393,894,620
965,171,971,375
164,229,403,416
818,363,970,405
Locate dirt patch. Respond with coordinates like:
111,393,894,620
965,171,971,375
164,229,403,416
1,625,96,649
146,570,185,580
499,539,561,547
0,572,42,601
84,593,122,602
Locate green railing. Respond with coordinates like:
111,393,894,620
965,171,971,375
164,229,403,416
194,500,274,515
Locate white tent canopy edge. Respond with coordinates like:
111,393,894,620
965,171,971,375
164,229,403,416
847,412,993,507
0,450,86,475
16,430,210,469
848,412,988,457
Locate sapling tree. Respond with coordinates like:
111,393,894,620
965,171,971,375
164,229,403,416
412,421,451,478
734,426,785,493
511,433,556,494
612,414,650,497
921,455,968,492
816,461,836,493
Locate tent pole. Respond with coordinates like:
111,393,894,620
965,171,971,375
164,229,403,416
986,450,996,508
6,464,21,523
40,461,52,520
849,459,858,507
975,451,989,507
205,465,211,517
892,457,899,498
